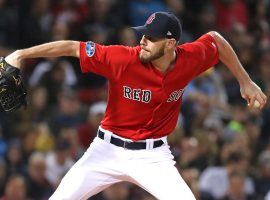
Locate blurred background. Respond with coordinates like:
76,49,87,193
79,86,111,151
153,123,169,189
0,0,269,199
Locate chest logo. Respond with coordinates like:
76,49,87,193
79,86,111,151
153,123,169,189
167,89,185,102
123,86,151,103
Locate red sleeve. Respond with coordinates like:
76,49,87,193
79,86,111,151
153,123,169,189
181,34,219,76
79,41,139,80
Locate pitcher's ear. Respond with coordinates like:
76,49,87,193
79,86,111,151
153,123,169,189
166,39,177,49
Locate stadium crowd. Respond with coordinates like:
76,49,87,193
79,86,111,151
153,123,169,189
0,0,270,199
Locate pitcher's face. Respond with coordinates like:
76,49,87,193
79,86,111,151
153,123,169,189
139,35,166,63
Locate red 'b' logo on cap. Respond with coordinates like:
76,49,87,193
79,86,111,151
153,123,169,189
146,13,155,25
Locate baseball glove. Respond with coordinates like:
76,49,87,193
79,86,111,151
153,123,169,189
0,57,27,113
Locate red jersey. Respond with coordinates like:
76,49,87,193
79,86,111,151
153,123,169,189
80,34,219,141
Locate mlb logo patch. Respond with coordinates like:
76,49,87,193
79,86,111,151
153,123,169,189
86,41,96,57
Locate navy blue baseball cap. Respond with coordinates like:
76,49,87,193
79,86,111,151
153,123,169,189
132,12,182,42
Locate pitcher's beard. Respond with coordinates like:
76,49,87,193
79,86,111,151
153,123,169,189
139,49,165,64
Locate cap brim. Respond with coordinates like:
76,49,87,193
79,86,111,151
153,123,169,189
131,26,165,39
131,26,149,36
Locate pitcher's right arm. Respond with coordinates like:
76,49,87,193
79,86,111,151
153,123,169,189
5,40,80,69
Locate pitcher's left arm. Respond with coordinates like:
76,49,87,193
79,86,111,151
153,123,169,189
208,31,267,109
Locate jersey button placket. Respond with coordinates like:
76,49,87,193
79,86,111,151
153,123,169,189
161,76,167,102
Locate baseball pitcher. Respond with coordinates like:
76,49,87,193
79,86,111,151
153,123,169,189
3,12,267,200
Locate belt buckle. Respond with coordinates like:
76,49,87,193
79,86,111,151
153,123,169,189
123,140,130,149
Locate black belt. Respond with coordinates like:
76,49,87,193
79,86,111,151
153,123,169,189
97,129,164,150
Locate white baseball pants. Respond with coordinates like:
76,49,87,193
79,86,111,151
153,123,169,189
49,131,196,200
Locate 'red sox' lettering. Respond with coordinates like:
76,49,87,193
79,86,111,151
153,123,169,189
123,86,151,103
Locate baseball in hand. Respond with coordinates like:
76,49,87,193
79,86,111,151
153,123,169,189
254,100,261,108
248,100,261,108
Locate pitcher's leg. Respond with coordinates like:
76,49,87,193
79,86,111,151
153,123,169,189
49,157,121,200
130,161,196,200
49,138,123,200
124,143,196,200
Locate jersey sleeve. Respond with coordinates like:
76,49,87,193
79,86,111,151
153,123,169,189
182,34,219,76
79,41,139,80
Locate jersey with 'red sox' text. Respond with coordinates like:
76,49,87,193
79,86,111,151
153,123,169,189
80,34,219,141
